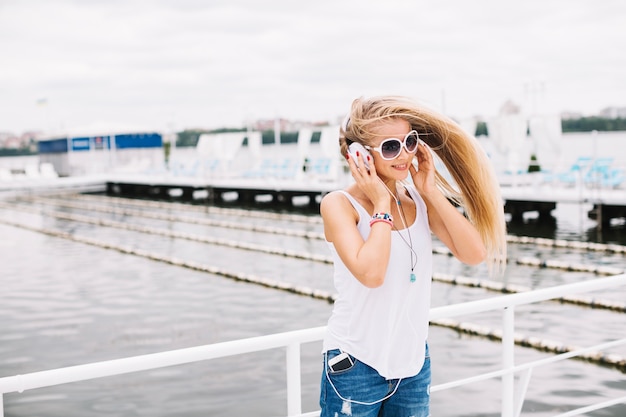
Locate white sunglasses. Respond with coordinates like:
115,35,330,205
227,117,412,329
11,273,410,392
365,130,420,160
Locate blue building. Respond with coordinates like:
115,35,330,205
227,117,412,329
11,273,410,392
38,131,163,176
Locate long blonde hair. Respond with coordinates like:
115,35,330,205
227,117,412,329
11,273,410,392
340,95,507,273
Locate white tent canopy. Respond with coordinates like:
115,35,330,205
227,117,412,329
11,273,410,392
528,113,563,172
196,132,247,162
245,131,263,159
487,114,528,174
319,125,340,157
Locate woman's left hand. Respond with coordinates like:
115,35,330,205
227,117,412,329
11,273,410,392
409,141,487,265
408,142,437,195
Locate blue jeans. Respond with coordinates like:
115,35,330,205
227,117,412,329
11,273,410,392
319,345,431,417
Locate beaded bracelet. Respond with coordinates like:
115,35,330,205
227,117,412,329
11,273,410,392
369,212,393,228
370,218,393,227
372,212,393,222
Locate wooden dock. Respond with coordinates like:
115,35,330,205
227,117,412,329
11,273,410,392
104,174,626,226
500,184,626,225
2,173,625,225
104,173,343,208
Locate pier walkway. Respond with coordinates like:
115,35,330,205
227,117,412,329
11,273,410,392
103,173,626,225
2,173,626,225
499,183,626,225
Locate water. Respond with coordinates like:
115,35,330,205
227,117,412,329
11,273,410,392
2,129,626,417
0,188,625,417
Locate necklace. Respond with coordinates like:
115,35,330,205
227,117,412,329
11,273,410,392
379,180,418,283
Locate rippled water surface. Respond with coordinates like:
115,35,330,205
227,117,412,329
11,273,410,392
0,193,625,416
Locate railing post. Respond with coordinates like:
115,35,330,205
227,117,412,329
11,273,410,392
502,306,515,417
286,342,302,416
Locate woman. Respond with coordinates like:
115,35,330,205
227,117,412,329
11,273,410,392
319,95,507,417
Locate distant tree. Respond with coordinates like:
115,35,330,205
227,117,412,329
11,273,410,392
176,129,208,147
475,121,488,136
527,154,541,173
178,129,318,147
0,148,35,157
176,128,246,147
153,117,626,152
561,117,626,132
260,130,299,145
473,117,626,136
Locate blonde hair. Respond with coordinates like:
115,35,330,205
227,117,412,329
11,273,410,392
340,95,507,273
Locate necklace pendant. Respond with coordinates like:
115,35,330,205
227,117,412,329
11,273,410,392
410,272,416,283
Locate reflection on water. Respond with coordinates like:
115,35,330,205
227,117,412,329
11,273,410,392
0,193,624,417
505,202,626,245
506,214,558,239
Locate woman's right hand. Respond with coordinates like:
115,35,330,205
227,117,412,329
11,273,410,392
346,152,388,208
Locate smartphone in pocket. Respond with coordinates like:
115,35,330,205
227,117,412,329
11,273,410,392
328,352,354,372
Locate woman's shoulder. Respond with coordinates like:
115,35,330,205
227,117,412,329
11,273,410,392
320,189,362,218
321,185,366,207
320,190,351,211
321,189,349,201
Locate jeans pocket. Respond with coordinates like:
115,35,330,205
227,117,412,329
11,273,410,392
325,350,357,375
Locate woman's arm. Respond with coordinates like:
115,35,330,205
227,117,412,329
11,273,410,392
422,191,486,265
321,153,393,288
409,143,486,265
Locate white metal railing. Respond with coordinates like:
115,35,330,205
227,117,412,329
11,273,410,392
1,274,625,417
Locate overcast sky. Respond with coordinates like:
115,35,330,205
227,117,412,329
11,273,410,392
1,0,625,134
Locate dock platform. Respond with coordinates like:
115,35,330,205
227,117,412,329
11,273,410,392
104,174,342,208
500,184,626,225
104,174,626,225
2,173,626,225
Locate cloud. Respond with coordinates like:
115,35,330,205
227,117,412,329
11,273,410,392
1,0,625,134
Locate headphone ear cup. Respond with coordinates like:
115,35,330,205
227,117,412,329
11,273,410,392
348,143,371,170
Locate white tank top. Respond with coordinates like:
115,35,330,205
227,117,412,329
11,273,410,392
322,185,433,379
